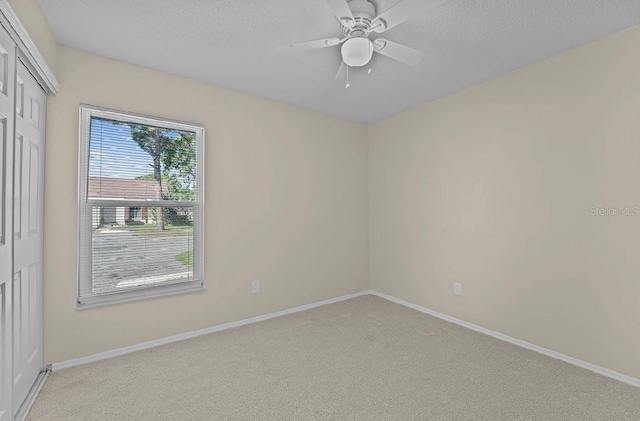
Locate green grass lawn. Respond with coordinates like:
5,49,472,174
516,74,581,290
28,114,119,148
102,224,193,237
175,250,193,266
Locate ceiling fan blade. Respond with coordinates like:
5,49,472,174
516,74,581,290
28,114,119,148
335,61,347,81
373,39,424,66
325,0,355,26
371,0,446,32
277,37,342,54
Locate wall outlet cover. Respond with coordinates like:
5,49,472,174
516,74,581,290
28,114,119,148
252,280,260,294
453,282,462,296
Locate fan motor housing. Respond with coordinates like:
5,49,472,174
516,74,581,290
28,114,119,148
342,0,376,36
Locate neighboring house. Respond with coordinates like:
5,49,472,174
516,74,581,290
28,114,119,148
88,177,168,227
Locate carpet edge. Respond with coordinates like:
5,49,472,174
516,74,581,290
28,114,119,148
51,290,371,371
369,290,640,389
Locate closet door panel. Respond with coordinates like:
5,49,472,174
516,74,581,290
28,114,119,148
11,60,45,415
0,26,15,421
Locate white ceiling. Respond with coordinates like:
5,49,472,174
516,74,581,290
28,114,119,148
38,0,640,123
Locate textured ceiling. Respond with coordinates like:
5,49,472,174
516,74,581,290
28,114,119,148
39,0,640,123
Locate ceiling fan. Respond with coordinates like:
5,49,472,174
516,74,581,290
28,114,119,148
277,0,445,86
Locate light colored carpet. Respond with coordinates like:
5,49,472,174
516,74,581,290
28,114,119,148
29,295,640,420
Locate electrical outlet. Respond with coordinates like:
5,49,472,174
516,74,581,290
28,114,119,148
453,282,462,296
251,280,260,294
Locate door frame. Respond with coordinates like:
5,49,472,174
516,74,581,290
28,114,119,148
0,0,59,96
0,2,57,420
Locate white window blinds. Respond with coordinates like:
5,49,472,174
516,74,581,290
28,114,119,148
78,105,204,306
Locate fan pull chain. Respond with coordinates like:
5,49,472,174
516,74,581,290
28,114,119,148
345,65,351,88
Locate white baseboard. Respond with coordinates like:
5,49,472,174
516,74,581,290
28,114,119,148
52,288,640,389
52,290,370,371
370,290,640,389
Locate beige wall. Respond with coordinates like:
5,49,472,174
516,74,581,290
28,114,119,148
369,26,640,379
6,0,57,73
44,46,369,364
17,0,640,380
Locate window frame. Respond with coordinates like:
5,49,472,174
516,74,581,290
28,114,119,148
129,206,142,221
77,104,205,308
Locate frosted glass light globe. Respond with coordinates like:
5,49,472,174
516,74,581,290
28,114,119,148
341,38,373,67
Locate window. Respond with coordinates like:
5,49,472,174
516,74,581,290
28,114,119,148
78,105,204,307
129,207,141,221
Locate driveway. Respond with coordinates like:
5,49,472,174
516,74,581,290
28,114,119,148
92,229,193,292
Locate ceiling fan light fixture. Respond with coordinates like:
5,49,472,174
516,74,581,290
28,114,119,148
341,37,373,67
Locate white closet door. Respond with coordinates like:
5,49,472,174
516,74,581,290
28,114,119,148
0,26,16,421
11,59,45,415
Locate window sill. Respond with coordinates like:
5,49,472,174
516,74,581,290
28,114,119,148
77,280,203,309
